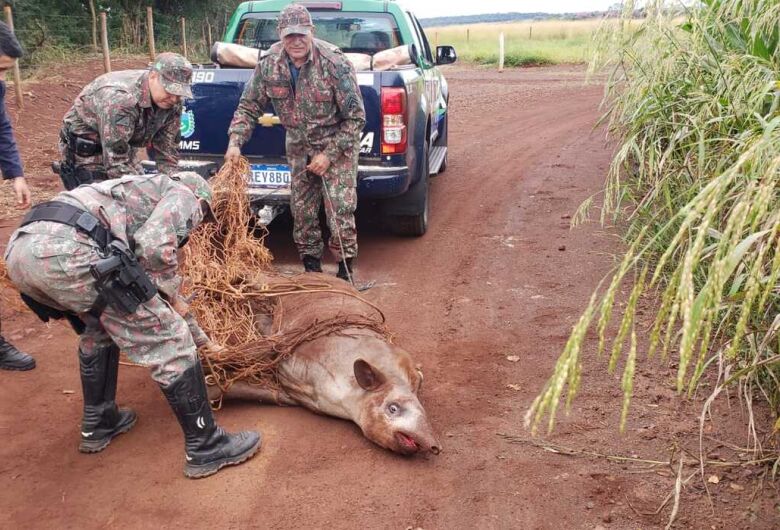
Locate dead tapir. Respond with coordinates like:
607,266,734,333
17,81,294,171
206,272,441,456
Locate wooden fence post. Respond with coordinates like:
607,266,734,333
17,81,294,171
206,19,213,52
434,31,439,49
89,0,98,51
529,26,533,40
498,32,504,73
466,28,470,43
3,6,23,109
146,7,156,61
100,12,111,73
180,17,188,59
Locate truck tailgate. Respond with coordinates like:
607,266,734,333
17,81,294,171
181,69,381,160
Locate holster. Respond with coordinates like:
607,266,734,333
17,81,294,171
56,129,107,190
90,240,157,315
20,292,86,335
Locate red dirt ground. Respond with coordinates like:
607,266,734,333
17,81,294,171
0,60,777,528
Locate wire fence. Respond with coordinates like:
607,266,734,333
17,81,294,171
11,5,235,75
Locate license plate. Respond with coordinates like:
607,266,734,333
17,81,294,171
248,164,291,188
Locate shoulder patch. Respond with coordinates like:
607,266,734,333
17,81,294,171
114,113,132,127
109,140,130,155
345,94,360,111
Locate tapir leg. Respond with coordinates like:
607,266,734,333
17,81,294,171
211,380,298,406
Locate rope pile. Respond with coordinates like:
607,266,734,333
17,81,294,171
182,158,387,392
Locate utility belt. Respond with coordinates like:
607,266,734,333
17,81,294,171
19,201,157,326
55,128,107,191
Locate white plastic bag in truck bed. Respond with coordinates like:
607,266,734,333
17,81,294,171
210,42,415,71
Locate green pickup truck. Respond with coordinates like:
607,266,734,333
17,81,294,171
168,0,456,236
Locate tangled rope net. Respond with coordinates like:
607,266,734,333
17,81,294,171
182,158,387,392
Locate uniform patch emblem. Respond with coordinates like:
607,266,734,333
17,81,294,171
111,140,129,155
180,108,195,139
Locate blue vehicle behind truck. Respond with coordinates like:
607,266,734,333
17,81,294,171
164,0,456,236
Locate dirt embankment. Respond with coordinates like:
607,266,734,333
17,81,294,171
0,63,776,528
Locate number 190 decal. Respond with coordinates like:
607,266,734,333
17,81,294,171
192,71,215,83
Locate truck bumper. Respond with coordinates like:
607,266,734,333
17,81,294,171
357,165,410,199
144,159,410,203
248,165,410,205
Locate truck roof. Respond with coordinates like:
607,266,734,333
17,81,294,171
226,1,417,48
232,1,401,15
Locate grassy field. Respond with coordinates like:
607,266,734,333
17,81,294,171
526,0,780,470
427,19,608,66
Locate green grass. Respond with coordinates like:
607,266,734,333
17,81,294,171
428,20,609,66
526,0,780,464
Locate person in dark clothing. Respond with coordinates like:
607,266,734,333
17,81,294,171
0,20,34,371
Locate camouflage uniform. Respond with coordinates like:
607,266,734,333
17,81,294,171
61,53,193,181
4,172,210,385
227,6,365,260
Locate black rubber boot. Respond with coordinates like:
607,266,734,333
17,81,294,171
336,258,354,282
161,362,261,479
0,335,35,371
79,344,137,453
302,254,323,273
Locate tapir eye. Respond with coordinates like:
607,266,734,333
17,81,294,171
387,403,400,415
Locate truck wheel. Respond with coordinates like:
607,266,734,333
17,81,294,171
388,148,430,237
389,187,428,236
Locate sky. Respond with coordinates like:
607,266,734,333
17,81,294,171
402,1,619,19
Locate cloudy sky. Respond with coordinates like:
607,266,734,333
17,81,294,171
403,1,619,19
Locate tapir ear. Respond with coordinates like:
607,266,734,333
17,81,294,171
354,359,386,391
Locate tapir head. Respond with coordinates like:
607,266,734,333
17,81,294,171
353,358,441,456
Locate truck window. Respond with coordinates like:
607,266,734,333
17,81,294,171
234,12,402,55
410,15,434,64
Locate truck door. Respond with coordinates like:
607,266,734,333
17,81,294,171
408,13,445,146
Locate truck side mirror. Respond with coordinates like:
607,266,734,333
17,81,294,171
435,45,457,65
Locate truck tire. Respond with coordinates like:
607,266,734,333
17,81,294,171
388,145,430,237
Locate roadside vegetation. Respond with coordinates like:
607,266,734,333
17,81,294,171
428,19,607,66
8,0,239,75
528,0,780,464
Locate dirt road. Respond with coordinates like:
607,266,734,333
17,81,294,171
0,63,776,528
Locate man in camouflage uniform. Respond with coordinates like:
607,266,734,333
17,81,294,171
4,172,260,479
225,3,365,281
58,52,192,189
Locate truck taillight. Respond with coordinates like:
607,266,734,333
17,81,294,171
381,87,407,155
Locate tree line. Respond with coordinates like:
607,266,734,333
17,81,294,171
3,1,244,67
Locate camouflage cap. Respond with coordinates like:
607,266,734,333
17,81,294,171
170,171,212,205
152,52,193,99
277,3,313,37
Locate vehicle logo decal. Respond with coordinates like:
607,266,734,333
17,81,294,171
181,109,196,139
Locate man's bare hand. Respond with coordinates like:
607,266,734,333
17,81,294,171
225,145,242,164
12,177,31,209
306,153,331,176
199,341,226,355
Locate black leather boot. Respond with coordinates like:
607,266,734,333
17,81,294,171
79,344,137,453
161,362,261,479
336,258,354,282
302,254,323,273
0,335,35,371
